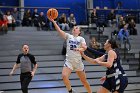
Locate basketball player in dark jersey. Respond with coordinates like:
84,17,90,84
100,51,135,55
80,39,128,93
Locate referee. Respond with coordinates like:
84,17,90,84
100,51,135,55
9,44,38,93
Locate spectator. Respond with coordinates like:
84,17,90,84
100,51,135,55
118,16,126,30
88,37,105,58
128,19,137,35
91,9,98,25
116,1,123,9
107,9,116,27
117,24,131,50
58,13,70,31
32,8,39,27
12,8,21,26
5,11,16,31
22,9,32,26
89,37,101,50
67,13,76,28
0,15,8,34
37,12,48,30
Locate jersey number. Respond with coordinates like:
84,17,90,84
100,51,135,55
70,45,77,50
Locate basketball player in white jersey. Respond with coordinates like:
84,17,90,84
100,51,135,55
48,16,92,93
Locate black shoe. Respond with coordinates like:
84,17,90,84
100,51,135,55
69,89,77,93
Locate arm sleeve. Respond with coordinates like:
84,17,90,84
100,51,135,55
118,29,122,37
31,55,37,65
65,33,70,40
86,47,104,56
16,54,21,64
81,37,86,44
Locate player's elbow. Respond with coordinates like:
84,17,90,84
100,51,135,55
106,63,112,68
81,44,87,50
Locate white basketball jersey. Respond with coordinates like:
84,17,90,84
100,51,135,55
65,33,86,59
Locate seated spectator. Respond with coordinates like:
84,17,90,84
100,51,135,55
128,19,137,35
88,37,104,58
91,8,98,25
67,13,76,28
37,12,48,30
32,8,39,27
58,13,70,31
12,8,21,26
22,9,32,26
107,9,116,27
117,24,131,50
89,37,101,50
5,11,16,31
118,16,126,30
0,15,8,34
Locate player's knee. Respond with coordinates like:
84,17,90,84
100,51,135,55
81,78,88,84
62,73,69,79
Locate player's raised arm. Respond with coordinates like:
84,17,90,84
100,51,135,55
47,9,66,39
52,18,66,39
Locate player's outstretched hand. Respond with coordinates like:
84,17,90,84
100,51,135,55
9,71,14,76
47,16,54,22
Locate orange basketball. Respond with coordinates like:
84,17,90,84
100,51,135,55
47,8,58,19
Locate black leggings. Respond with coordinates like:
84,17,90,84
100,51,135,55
20,72,32,93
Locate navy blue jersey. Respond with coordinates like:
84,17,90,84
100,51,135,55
104,49,125,76
102,49,128,92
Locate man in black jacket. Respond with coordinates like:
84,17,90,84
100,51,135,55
38,12,48,30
